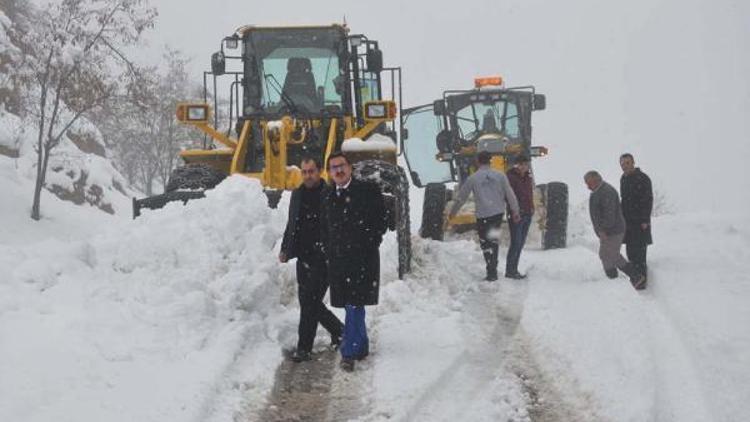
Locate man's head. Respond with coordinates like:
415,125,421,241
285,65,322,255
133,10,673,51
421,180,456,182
584,170,603,191
619,153,635,175
327,152,352,187
514,154,531,173
300,156,321,188
477,151,492,166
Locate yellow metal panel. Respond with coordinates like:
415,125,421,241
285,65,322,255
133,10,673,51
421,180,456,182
449,213,476,226
321,118,338,181
490,155,507,173
230,120,252,174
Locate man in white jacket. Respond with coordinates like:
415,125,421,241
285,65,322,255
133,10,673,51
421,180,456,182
449,151,520,281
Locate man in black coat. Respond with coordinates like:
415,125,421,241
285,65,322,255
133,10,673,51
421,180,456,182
280,157,343,362
320,152,387,372
619,153,653,281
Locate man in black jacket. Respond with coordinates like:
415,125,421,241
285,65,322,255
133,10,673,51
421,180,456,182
620,153,653,282
585,170,646,290
280,157,343,362
320,152,387,372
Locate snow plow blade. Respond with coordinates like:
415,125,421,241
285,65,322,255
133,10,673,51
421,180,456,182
132,191,206,218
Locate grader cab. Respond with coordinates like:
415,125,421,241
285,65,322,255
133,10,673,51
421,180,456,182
402,76,568,249
133,24,411,277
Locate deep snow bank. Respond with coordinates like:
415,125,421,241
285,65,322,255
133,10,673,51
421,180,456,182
0,176,297,422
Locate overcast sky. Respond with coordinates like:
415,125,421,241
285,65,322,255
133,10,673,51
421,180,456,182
141,0,750,211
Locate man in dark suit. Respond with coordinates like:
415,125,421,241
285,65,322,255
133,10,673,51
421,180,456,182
320,152,387,372
280,157,343,362
619,153,653,283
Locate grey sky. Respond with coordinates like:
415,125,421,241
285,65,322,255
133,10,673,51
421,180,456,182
143,0,750,211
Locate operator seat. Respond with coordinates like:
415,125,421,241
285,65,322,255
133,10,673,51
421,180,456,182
282,57,318,111
481,109,499,133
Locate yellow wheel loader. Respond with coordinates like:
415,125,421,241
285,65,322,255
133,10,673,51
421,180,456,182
133,24,411,277
401,76,567,249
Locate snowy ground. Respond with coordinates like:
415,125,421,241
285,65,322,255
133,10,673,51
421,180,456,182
1,175,749,421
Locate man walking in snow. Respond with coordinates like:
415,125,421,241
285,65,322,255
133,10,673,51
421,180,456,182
505,154,534,279
619,153,653,284
448,151,521,281
585,170,646,290
320,152,387,372
280,157,344,362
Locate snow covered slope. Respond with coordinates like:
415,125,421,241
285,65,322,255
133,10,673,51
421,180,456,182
1,176,748,421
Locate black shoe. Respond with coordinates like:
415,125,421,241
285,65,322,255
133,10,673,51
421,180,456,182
631,274,647,290
340,358,355,372
505,272,527,280
485,270,498,281
605,268,619,279
290,350,312,363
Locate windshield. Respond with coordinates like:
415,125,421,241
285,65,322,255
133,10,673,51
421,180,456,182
454,99,520,140
244,28,346,116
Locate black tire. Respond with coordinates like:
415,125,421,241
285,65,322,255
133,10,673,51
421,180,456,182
353,160,412,279
265,190,283,209
420,183,447,241
165,163,226,193
542,182,568,249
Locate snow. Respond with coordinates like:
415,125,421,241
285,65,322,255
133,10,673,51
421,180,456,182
2,169,749,421
342,134,398,152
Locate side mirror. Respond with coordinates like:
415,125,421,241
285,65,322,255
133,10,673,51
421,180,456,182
436,129,452,153
401,127,409,140
211,51,226,76
433,99,446,116
366,48,383,73
533,94,546,111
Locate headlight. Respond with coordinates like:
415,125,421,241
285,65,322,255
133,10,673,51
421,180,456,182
176,104,210,123
187,106,208,121
365,104,387,118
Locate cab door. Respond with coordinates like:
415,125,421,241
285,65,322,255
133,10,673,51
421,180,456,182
401,104,454,187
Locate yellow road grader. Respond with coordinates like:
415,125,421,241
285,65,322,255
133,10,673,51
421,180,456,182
401,76,567,249
133,24,411,277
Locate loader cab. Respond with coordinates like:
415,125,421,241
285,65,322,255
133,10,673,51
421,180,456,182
240,26,350,118
402,77,545,187
205,25,396,175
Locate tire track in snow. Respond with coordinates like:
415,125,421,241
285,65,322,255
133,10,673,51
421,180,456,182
388,238,586,422
639,286,714,422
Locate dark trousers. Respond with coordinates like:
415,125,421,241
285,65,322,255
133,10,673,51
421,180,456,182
625,244,649,278
341,305,368,359
506,214,532,275
477,214,504,276
296,258,343,353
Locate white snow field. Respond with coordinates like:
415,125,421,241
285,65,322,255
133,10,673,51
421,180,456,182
1,174,749,421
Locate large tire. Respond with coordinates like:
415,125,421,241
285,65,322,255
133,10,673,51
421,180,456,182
542,181,568,249
165,163,226,192
420,183,447,241
353,160,412,279
265,190,283,209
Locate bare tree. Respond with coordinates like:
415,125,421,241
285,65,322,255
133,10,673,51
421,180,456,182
14,0,156,220
96,47,201,196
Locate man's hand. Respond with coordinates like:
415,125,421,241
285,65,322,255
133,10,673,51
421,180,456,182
278,252,288,263
641,223,649,230
511,213,521,224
